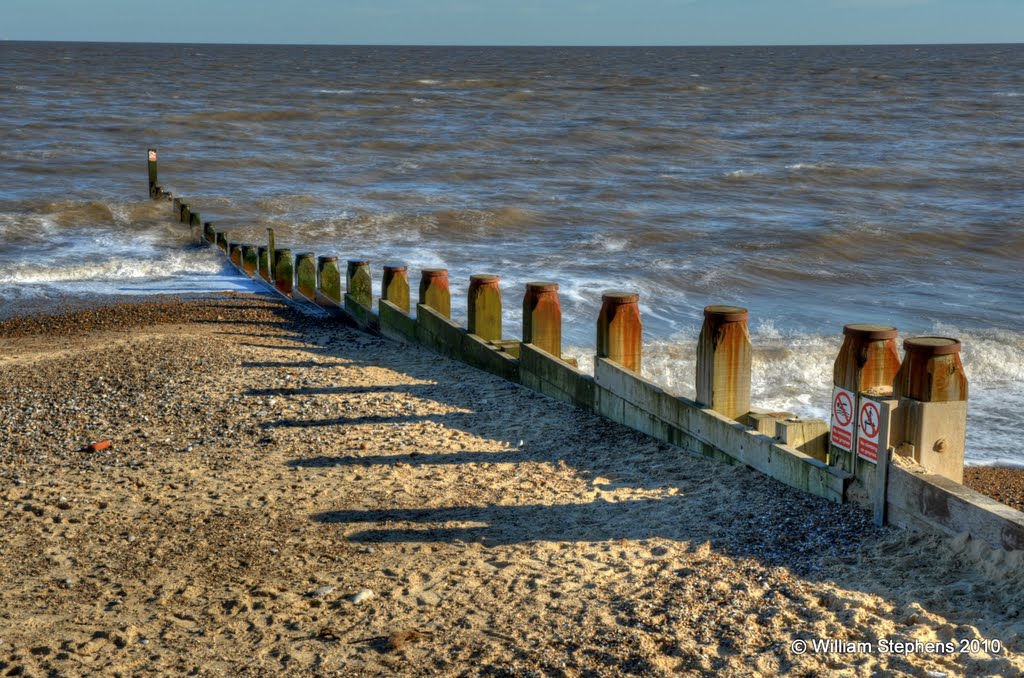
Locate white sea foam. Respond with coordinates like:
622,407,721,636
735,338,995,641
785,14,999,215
569,325,1024,466
0,250,223,285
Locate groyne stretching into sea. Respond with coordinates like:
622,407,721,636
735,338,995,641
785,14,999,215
146,149,1024,552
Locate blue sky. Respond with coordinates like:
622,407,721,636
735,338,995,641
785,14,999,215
4,0,1022,45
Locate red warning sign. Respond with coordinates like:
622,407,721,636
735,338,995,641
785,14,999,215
830,386,855,452
857,399,881,463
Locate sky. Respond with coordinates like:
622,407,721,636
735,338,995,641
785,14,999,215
3,0,1023,46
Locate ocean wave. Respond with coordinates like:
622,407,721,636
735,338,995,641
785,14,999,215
0,251,223,284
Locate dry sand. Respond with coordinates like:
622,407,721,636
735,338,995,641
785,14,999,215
1,293,1022,677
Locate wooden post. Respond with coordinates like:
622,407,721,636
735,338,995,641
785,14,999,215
695,305,751,421
147,149,158,198
382,264,410,314
215,231,228,252
468,274,502,341
188,212,200,242
180,203,190,225
296,252,317,300
274,248,293,295
522,282,561,358
318,256,341,305
347,259,372,308
596,291,642,372
419,269,451,318
242,245,258,276
229,243,243,268
831,324,902,473
203,221,216,244
892,337,968,483
834,324,901,395
172,197,181,217
258,246,270,281
267,228,276,282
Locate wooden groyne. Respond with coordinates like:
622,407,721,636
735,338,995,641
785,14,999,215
147,150,1024,552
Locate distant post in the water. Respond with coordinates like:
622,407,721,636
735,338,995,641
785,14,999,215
468,274,502,341
267,228,276,282
318,256,341,305
242,245,258,276
296,252,317,300
147,149,158,198
891,337,968,483
229,242,243,268
216,230,228,252
203,221,216,244
695,305,751,421
596,291,642,372
382,264,411,314
419,269,451,318
522,282,562,358
274,249,293,295
347,259,372,308
258,246,271,281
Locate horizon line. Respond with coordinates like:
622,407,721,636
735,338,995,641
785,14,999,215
3,38,1023,49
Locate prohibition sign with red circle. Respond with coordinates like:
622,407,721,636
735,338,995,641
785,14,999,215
860,401,880,438
833,391,854,427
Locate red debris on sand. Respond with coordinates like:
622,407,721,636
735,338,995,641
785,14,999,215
85,440,112,453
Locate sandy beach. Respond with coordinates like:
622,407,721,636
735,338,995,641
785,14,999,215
1,293,1022,677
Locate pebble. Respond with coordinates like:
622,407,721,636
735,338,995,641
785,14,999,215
311,586,336,598
351,589,375,604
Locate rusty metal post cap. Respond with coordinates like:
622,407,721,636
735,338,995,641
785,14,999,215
318,255,338,263
383,263,407,272
470,274,500,284
296,252,315,259
602,291,640,304
843,323,898,340
347,258,369,266
421,268,448,278
903,337,962,356
704,305,748,322
526,281,559,292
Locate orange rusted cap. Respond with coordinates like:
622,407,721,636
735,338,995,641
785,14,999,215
470,274,500,283
421,268,448,278
526,281,558,292
843,323,898,340
318,255,338,263
704,305,748,322
602,291,639,304
383,263,407,272
904,337,961,356
347,258,369,265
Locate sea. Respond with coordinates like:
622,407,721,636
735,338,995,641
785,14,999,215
2,42,1022,465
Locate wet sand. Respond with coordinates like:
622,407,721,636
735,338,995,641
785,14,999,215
1,294,1022,676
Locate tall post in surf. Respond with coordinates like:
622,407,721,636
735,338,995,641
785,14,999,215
318,256,341,305
522,282,562,359
695,305,751,422
596,291,642,373
829,324,902,504
892,337,968,483
419,269,451,318
147,149,158,198
468,274,502,342
383,265,411,314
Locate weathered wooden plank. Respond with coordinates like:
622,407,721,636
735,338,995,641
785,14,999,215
519,343,595,410
378,299,417,343
460,332,520,383
886,465,1024,551
594,357,845,503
